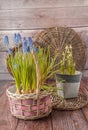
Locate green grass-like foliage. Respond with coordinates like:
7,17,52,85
7,47,59,94
59,45,75,75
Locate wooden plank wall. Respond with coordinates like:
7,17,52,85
0,0,88,80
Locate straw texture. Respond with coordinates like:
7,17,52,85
35,26,86,70
7,86,52,120
51,93,88,110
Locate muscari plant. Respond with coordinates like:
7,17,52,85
4,34,60,94
59,45,75,75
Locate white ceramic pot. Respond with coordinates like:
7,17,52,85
56,71,82,99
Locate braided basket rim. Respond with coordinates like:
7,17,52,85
6,85,51,100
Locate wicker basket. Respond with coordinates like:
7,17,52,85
51,93,88,110
6,50,52,120
35,26,86,71
7,86,52,120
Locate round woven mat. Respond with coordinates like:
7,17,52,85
51,93,88,110
35,27,86,70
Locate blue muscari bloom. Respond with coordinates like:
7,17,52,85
27,46,30,52
17,33,22,43
8,48,12,54
13,33,21,46
26,37,33,53
4,35,9,46
27,37,33,46
22,37,27,53
13,33,17,42
27,37,38,53
13,33,18,46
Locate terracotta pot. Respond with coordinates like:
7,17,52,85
56,71,82,99
6,85,52,120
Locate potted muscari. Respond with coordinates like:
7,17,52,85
4,34,59,120
56,45,82,99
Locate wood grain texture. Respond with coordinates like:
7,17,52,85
12,115,52,130
0,52,7,73
0,0,87,9
80,79,88,123
82,70,88,78
0,6,88,29
0,73,13,80
51,110,76,130
51,110,88,130
82,106,88,121
0,83,18,130
20,116,52,130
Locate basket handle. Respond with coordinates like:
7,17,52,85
32,50,40,98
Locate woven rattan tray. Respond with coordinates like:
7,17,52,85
35,26,86,70
51,93,88,110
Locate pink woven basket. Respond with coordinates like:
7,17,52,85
6,51,52,120
6,85,52,120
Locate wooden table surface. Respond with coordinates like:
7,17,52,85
0,79,88,130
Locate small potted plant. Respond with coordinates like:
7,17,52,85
56,45,82,99
4,34,59,120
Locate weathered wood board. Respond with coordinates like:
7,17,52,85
0,0,88,9
0,7,88,29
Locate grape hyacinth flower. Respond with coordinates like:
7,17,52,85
27,46,30,52
8,48,12,54
27,37,38,53
13,33,22,46
13,33,18,46
27,37,33,53
22,37,27,53
28,37,33,46
4,35,9,47
17,33,22,43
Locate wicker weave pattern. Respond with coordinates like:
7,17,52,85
7,86,52,120
51,93,88,110
35,27,86,70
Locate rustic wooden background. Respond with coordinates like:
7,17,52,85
0,0,88,80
